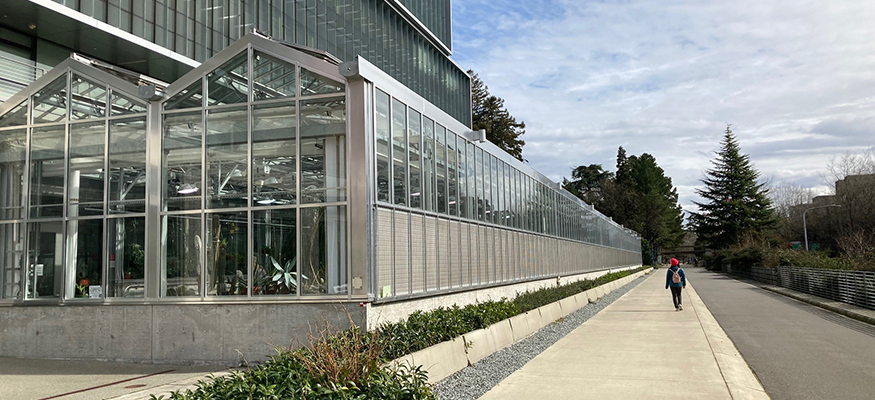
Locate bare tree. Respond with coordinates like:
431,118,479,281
767,179,815,219
821,147,875,193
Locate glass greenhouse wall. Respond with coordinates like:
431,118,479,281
0,33,639,363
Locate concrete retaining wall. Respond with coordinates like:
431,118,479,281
0,302,366,365
368,265,642,328
393,268,651,383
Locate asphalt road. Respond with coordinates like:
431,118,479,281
686,267,875,400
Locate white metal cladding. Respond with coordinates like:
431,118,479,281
370,207,643,302
410,213,425,294
447,220,462,289
425,216,438,291
393,211,409,297
376,208,394,297
437,217,448,290
460,224,471,286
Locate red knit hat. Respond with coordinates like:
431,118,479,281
670,258,679,267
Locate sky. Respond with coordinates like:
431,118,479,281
450,0,875,214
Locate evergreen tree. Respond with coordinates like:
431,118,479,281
566,147,684,261
469,70,526,161
691,125,776,249
561,163,613,204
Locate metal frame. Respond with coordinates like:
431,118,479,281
0,34,362,305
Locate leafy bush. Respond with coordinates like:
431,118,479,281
379,266,648,360
155,266,647,399
706,245,856,271
155,324,434,400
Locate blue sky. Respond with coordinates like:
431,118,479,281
451,0,875,213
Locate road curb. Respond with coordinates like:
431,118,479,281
757,285,875,326
686,282,771,400
712,271,875,327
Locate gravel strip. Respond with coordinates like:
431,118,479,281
433,273,650,400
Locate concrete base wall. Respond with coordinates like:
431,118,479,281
367,265,641,328
0,302,366,365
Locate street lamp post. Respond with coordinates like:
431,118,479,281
802,204,842,251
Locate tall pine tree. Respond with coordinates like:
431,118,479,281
469,70,526,161
692,125,776,249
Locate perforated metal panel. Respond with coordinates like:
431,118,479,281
438,218,450,290
410,214,425,294
448,219,459,288
425,216,438,292
376,209,394,297
394,211,410,296
460,224,471,286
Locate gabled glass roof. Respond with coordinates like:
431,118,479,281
161,34,347,111
0,56,147,128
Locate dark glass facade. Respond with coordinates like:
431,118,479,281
394,0,452,50
45,0,471,125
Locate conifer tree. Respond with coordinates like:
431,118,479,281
692,125,776,249
469,70,526,161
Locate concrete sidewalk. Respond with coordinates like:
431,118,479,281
477,268,770,400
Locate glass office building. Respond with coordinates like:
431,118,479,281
0,0,469,124
0,2,640,364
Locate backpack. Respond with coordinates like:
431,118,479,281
671,268,682,284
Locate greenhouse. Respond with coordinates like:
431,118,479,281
0,33,640,363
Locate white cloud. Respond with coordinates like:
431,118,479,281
452,0,875,211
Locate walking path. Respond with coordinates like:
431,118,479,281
477,268,769,400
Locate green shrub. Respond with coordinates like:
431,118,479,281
156,325,434,400
379,266,648,360
156,266,647,399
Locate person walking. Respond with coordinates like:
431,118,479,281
665,258,686,311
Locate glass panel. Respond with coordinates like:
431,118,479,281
0,100,28,128
467,142,476,220
391,99,407,206
27,221,63,298
300,97,346,203
68,121,106,217
110,90,147,116
423,118,436,212
447,131,457,216
30,125,66,219
300,68,344,96
206,51,249,106
163,214,202,297
253,103,297,206
481,150,489,223
435,124,447,214
70,74,107,120
163,112,203,211
0,128,26,220
301,205,347,295
253,208,296,295
206,211,248,296
408,109,421,208
491,156,499,225
32,75,68,124
375,90,391,203
1,223,24,299
206,108,248,209
164,79,203,110
252,50,297,100
68,219,103,299
107,217,145,298
456,134,466,218
108,118,147,214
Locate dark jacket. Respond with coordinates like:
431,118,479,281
665,266,686,289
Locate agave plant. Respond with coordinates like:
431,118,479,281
271,256,302,291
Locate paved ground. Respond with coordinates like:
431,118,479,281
0,357,227,400
688,267,875,400
477,268,767,400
